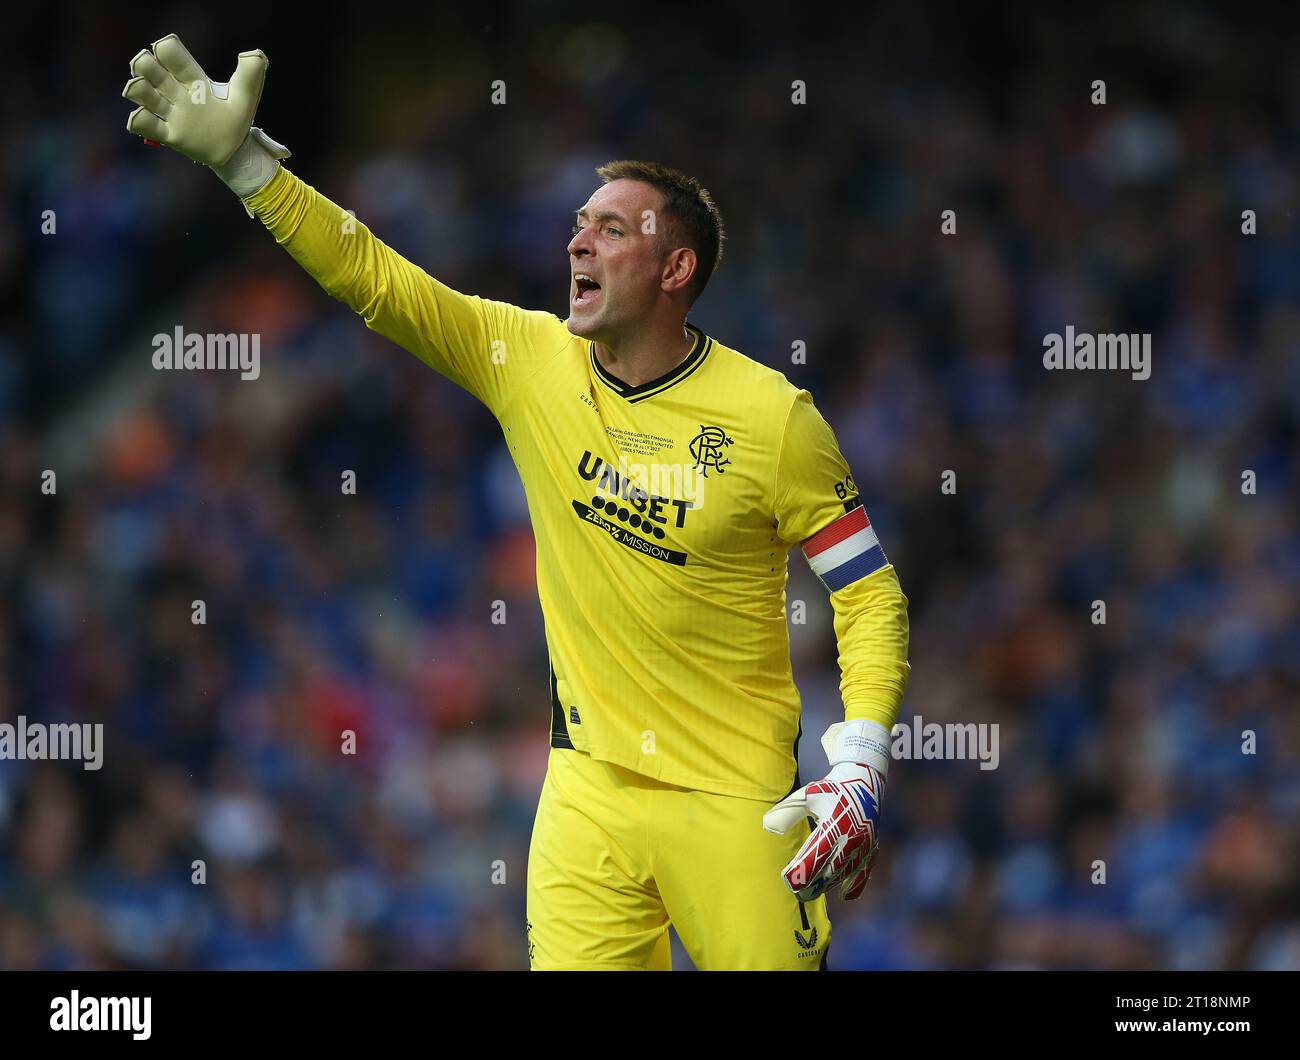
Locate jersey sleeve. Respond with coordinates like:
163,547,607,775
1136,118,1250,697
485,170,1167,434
774,389,870,555
244,167,567,418
774,389,911,728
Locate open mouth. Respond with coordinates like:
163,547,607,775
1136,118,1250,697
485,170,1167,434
573,273,602,307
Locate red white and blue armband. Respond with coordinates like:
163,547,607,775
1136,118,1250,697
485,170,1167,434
801,503,888,592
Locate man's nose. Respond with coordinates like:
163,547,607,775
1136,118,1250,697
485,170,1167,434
568,227,592,256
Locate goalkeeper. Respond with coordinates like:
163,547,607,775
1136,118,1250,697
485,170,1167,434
124,35,910,970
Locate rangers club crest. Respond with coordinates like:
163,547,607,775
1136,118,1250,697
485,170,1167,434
689,424,734,476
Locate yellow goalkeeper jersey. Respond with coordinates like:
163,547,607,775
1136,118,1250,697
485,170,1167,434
245,168,910,802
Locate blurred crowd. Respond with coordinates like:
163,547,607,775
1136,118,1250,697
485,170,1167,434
1,3,1297,969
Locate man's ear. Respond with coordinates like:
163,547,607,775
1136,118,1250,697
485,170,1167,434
662,246,697,295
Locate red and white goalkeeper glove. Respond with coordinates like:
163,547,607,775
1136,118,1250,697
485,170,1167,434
762,718,891,902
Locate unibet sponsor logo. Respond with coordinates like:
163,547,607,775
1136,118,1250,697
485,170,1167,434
574,450,699,565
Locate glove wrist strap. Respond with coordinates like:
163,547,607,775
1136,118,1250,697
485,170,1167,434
822,719,893,779
213,127,291,208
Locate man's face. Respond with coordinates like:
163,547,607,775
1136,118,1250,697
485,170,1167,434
566,179,668,340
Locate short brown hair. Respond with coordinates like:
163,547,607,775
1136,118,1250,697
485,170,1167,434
595,159,726,305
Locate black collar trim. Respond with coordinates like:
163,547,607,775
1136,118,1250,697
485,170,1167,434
590,323,711,403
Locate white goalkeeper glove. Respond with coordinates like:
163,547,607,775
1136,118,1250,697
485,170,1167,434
123,33,289,202
762,718,891,902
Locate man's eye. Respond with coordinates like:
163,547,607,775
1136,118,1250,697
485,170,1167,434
607,227,622,237
571,224,583,235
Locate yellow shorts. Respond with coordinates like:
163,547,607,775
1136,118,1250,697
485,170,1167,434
526,746,831,970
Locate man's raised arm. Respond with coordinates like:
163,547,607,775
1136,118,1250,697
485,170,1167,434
123,34,567,417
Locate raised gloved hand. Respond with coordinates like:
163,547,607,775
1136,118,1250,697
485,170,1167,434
123,33,289,199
